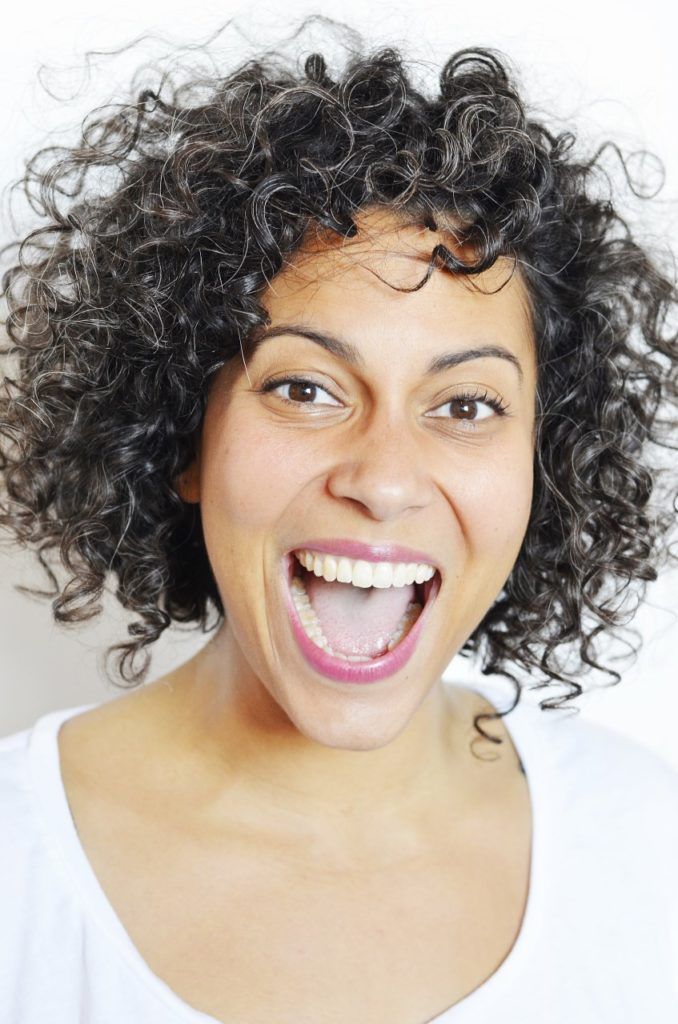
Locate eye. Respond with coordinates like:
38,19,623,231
425,389,508,424
259,376,342,407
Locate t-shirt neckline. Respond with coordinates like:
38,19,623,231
26,677,553,1023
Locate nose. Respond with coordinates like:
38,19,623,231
326,409,435,521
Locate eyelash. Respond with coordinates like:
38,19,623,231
260,376,342,407
256,375,510,424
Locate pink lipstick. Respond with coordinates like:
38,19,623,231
281,552,441,684
289,538,443,574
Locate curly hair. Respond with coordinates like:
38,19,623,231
1,17,676,743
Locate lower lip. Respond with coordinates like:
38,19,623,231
280,554,441,684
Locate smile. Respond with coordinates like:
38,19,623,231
281,547,442,685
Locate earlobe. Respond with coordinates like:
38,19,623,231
174,461,201,504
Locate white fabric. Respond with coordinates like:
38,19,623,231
0,677,677,1023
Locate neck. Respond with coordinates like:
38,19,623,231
144,628,491,864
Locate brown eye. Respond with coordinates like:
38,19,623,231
288,381,317,403
261,377,342,407
427,393,501,423
449,398,480,420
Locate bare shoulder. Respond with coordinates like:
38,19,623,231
449,682,527,780
57,676,183,808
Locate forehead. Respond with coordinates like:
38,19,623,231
254,207,535,362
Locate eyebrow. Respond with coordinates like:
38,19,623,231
248,323,524,387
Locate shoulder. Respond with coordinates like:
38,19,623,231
0,717,58,945
0,720,40,844
523,701,678,878
469,680,678,845
0,704,100,868
540,705,678,808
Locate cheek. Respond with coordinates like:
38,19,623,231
201,414,314,533
454,448,534,558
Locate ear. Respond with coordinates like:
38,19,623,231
174,459,200,504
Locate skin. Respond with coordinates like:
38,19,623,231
154,203,538,866
55,206,538,1019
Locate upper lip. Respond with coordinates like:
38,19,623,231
287,538,443,577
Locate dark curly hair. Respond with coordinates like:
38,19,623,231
1,17,676,744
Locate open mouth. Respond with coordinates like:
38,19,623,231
282,550,441,674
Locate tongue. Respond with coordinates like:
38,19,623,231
304,572,415,657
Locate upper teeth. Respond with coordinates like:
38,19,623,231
294,550,436,589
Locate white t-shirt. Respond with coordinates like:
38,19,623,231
1,677,677,1023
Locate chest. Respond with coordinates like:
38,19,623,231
60,773,532,1024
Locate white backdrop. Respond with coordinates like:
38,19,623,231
0,0,676,767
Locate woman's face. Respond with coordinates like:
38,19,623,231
179,208,537,749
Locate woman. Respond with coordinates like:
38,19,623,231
0,23,677,1023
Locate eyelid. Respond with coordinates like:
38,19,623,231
426,400,496,424
257,374,511,419
258,374,343,405
426,386,510,419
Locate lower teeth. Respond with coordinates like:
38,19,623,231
289,574,423,661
